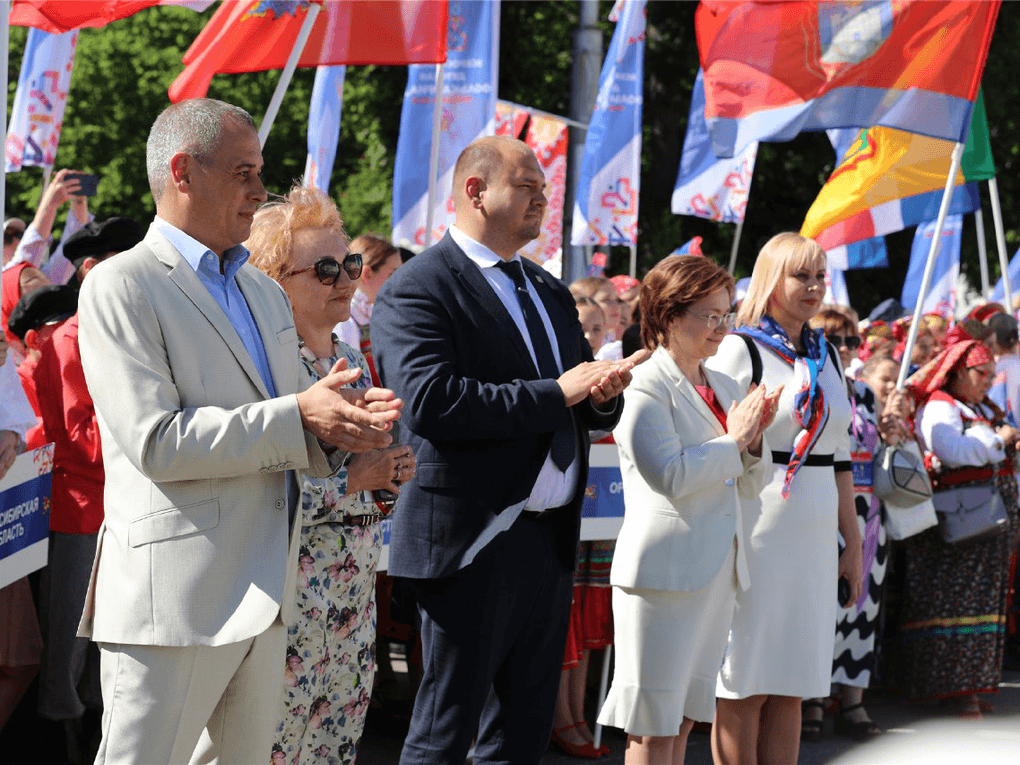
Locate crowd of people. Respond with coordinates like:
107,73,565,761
1,95,1019,765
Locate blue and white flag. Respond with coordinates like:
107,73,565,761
902,215,963,317
392,0,500,249
824,267,850,307
672,70,756,223
823,127,889,269
5,29,78,172
991,249,1020,304
303,65,346,194
571,0,646,246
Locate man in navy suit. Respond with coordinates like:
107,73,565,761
373,136,646,765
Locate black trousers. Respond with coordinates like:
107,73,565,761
398,509,575,765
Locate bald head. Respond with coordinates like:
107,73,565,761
451,136,547,258
452,136,533,202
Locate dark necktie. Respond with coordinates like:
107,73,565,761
495,259,576,471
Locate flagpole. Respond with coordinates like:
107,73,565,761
989,176,1012,310
728,218,744,274
257,1,322,147
424,63,445,248
628,244,636,278
897,142,965,390
1,0,8,231
976,206,990,298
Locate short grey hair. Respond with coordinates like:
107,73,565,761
145,99,256,202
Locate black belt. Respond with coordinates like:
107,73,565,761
341,514,382,526
771,451,834,467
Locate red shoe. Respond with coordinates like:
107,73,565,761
550,723,609,759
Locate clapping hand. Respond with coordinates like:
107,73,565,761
297,358,403,452
558,349,651,407
727,383,767,453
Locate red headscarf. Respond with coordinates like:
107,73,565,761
904,338,993,407
609,274,640,297
1,262,30,344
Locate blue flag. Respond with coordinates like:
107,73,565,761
902,215,963,317
672,70,756,224
571,0,646,246
303,65,346,194
991,248,1020,303
392,0,500,249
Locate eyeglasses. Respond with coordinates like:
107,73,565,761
4,231,23,246
826,334,862,351
286,252,363,284
692,311,736,331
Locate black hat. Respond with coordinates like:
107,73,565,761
988,312,1019,349
7,284,78,340
63,217,142,268
868,298,904,324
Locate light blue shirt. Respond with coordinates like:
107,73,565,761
152,217,277,398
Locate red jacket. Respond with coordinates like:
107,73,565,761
33,314,104,534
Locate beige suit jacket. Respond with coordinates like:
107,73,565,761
610,346,771,593
77,227,332,646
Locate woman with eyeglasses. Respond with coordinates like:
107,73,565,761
801,307,886,741
246,186,415,765
706,233,860,765
897,330,1020,719
596,255,778,765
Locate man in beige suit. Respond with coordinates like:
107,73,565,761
76,99,401,764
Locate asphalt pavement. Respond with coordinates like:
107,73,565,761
356,670,1020,764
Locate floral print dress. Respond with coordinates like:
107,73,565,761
272,338,388,765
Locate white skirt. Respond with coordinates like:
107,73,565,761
597,541,738,735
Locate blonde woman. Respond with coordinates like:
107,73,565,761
706,233,862,765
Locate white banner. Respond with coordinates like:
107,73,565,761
5,29,78,172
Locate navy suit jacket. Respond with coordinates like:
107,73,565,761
372,232,622,579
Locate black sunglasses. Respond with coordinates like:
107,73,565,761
287,252,363,285
4,231,23,246
826,334,861,351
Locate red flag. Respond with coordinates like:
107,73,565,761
169,0,448,103
696,0,999,157
10,0,213,33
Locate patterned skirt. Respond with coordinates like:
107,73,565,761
898,472,1020,699
273,521,383,765
832,488,888,688
563,540,616,669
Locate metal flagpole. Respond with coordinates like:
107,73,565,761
258,1,322,147
424,63,445,248
629,244,636,278
989,176,1012,309
896,142,965,390
976,206,990,298
728,218,744,274
1,0,9,231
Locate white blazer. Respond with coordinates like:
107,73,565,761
610,346,771,593
76,228,334,647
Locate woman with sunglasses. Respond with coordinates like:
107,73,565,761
801,307,885,741
706,234,860,765
898,331,1020,719
597,255,778,765
246,186,415,765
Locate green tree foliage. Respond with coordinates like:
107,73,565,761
5,2,1020,316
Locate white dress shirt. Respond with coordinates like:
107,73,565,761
449,225,579,511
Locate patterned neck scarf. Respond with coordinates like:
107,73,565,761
735,315,830,498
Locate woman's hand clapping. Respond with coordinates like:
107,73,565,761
727,383,767,453
346,444,416,496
